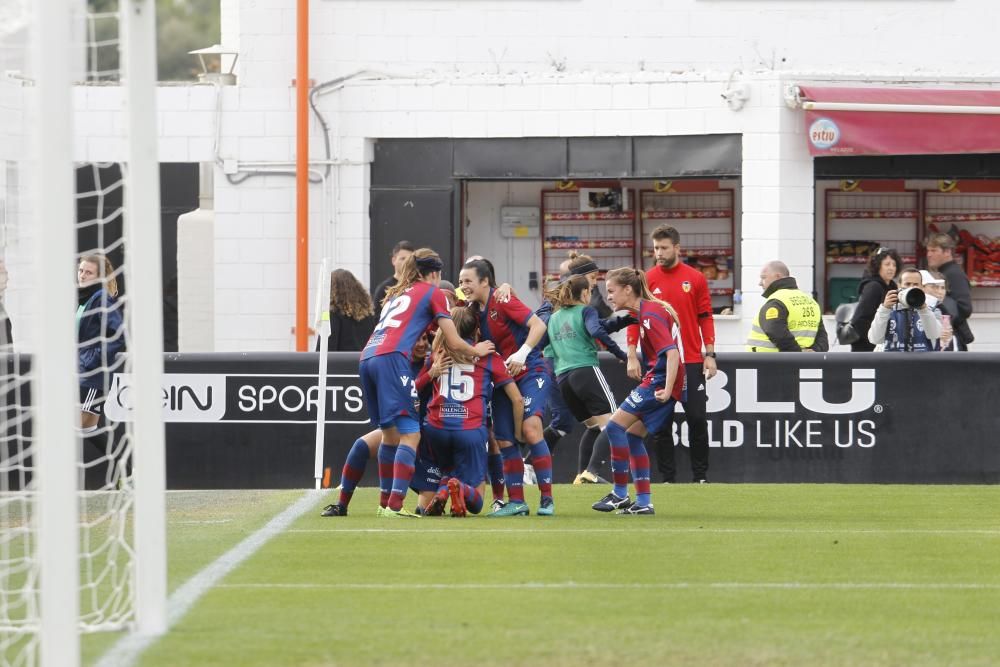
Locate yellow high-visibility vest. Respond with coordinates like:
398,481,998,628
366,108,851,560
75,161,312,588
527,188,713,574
746,288,821,352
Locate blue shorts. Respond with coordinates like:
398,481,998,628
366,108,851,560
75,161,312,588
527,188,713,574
620,384,678,434
422,424,488,487
545,379,575,433
359,353,419,432
409,440,443,494
492,368,552,443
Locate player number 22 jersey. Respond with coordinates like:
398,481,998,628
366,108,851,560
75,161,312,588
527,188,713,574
361,282,450,361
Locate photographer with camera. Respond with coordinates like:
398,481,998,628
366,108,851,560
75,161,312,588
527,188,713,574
867,267,941,352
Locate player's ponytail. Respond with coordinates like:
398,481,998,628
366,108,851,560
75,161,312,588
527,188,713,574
385,247,442,303
431,305,478,366
549,275,589,310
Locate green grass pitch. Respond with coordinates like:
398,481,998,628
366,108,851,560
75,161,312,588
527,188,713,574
83,484,999,667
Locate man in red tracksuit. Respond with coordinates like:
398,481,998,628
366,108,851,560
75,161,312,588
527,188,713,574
627,225,716,483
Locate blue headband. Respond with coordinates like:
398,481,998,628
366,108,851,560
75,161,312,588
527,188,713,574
416,256,443,272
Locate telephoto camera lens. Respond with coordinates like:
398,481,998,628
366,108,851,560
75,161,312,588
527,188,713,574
896,287,925,309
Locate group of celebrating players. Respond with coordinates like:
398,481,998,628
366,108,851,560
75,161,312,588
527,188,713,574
321,227,689,519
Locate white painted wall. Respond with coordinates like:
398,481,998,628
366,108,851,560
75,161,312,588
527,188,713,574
14,0,998,351
244,0,1000,85
464,181,545,310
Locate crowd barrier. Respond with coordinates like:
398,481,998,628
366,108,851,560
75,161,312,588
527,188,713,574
131,352,1000,487
4,353,998,488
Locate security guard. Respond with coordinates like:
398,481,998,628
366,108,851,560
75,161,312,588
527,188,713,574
746,260,829,352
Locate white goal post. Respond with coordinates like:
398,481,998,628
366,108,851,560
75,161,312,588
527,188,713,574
0,1,166,666
33,1,83,666
121,0,168,640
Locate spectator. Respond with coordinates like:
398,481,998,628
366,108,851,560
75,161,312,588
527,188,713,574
371,240,414,308
77,254,126,432
0,260,11,351
438,279,458,309
921,269,957,351
628,225,716,483
316,269,377,353
846,247,902,351
746,260,828,352
868,267,941,351
926,233,973,350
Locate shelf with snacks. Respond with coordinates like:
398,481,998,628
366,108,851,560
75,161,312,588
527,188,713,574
822,183,921,313
639,185,737,309
825,240,917,266
923,181,1000,313
827,209,918,221
540,185,638,288
641,209,733,221
970,277,1000,288
826,255,919,265
542,211,635,223
641,247,734,259
543,239,635,250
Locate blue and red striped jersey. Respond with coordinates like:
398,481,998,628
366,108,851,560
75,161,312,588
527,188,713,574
427,352,512,430
636,299,686,401
361,282,450,361
477,289,542,379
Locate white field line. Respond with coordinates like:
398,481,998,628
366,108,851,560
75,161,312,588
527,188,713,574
94,490,323,667
217,581,1000,591
286,527,1000,535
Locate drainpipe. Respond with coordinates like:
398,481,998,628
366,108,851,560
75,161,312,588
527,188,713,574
295,0,309,350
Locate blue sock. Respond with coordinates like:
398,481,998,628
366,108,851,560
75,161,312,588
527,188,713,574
627,432,652,507
606,421,630,499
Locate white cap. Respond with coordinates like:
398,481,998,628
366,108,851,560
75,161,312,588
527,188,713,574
919,269,945,286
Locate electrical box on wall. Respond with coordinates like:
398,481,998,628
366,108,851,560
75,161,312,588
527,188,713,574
500,206,540,238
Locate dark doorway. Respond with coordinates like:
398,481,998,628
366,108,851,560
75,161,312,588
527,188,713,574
75,162,199,351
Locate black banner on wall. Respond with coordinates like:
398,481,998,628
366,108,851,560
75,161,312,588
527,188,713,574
5,352,999,488
159,353,1000,487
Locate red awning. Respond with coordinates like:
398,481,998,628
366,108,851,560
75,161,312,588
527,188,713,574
798,85,1000,157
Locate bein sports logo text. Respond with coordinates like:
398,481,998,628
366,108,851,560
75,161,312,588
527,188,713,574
705,368,877,415
105,373,226,422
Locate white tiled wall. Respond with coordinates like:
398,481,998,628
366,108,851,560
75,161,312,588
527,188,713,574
51,0,1000,350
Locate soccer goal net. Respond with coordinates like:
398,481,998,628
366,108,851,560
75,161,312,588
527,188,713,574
0,1,165,666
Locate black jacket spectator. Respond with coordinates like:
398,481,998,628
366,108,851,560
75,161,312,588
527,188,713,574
938,260,974,347
317,311,377,352
318,269,379,352
849,275,897,352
